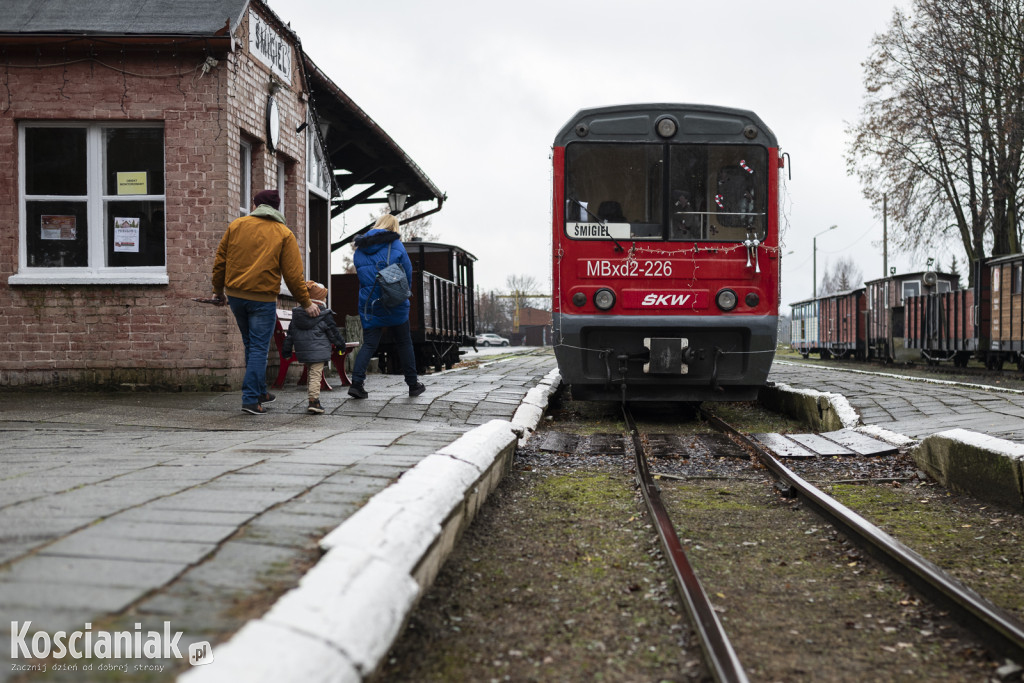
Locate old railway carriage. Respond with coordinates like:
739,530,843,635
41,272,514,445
332,240,476,374
791,288,865,360
552,104,784,402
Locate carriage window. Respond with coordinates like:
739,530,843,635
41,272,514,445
670,145,766,241
902,281,920,304
564,143,663,240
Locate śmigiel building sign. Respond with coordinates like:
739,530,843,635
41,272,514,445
248,10,292,84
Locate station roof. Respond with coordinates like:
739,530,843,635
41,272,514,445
302,55,445,229
0,0,446,241
0,0,245,37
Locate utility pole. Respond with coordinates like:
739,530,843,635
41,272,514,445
883,193,888,278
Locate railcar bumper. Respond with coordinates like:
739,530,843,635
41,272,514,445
553,313,777,402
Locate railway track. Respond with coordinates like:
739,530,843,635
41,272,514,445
623,403,1024,681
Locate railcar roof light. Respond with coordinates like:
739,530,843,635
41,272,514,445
594,288,616,310
655,116,677,138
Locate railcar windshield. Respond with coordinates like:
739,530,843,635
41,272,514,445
564,143,768,242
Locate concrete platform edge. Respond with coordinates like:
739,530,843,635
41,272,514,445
179,370,563,682
913,429,1024,509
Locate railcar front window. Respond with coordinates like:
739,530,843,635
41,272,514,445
564,142,767,242
669,145,767,241
565,144,662,240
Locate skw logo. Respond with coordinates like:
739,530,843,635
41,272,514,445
641,293,692,307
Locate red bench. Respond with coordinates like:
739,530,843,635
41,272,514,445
273,309,359,390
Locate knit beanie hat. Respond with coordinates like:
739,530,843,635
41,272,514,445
253,189,280,209
306,280,328,303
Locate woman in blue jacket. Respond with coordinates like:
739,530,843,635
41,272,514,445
348,214,425,399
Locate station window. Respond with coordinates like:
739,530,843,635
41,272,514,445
15,123,166,284
240,139,253,217
1013,265,1022,294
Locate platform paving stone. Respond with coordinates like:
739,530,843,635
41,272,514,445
0,349,554,681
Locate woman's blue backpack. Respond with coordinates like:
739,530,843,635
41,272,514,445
366,242,411,313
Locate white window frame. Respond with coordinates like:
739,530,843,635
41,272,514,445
901,280,920,305
239,139,253,216
12,121,168,285
277,159,287,214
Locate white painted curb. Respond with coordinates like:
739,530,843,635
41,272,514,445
181,367,562,682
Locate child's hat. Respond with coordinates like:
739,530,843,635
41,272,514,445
305,280,328,303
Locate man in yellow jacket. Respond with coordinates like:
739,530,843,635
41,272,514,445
212,189,318,414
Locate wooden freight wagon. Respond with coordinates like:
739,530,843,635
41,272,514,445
819,288,866,360
789,297,820,358
332,240,477,375
864,271,958,362
904,280,976,367
985,254,1024,370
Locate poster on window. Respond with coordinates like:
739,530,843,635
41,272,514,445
40,215,77,240
113,217,140,252
116,171,148,195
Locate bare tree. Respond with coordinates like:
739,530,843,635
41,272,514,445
475,289,513,335
818,255,864,296
847,0,1024,284
504,273,544,296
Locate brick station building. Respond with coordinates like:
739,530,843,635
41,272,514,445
0,0,443,389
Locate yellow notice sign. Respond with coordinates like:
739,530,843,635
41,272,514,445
116,172,148,195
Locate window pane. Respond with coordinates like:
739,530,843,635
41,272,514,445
25,128,87,195
106,201,165,267
25,201,89,267
670,145,767,241
105,128,164,196
565,143,663,240
669,146,708,240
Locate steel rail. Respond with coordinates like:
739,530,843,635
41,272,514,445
622,405,749,683
701,408,1024,662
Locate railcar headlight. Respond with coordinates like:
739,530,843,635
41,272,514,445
716,289,738,311
572,292,586,307
593,288,616,311
745,292,760,307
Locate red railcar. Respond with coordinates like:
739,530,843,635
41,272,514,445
551,104,783,402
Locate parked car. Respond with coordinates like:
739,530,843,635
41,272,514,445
476,333,510,347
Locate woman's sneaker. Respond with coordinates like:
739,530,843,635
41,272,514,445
307,399,325,414
347,383,368,399
409,382,426,397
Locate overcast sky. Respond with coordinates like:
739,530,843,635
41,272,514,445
275,0,921,314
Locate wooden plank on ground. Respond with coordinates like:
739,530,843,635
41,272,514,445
787,433,855,457
752,433,816,458
819,429,898,456
537,432,579,454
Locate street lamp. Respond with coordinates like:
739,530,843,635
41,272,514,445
813,225,837,298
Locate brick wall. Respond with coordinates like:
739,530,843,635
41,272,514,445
0,8,310,390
